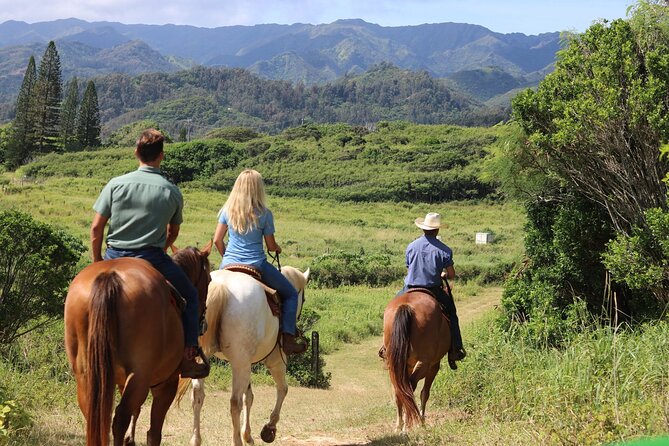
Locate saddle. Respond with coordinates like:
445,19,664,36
406,287,450,322
224,264,281,317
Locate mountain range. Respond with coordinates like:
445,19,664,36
0,18,563,129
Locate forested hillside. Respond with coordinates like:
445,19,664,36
0,19,560,125
89,63,508,136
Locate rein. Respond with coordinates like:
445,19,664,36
267,250,282,271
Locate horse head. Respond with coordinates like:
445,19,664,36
171,241,213,320
280,266,310,317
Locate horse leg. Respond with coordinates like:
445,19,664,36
395,395,404,433
242,383,254,445
189,378,205,446
116,383,140,446
230,362,252,446
123,408,140,446
260,350,288,443
112,375,150,446
146,374,179,446
74,371,88,419
419,363,440,423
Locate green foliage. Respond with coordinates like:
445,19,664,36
32,42,62,155
204,127,260,142
0,398,31,442
19,146,137,179
500,196,617,347
104,119,172,148
512,14,669,233
604,206,669,291
499,3,669,341
432,314,669,445
286,307,332,388
91,63,506,135
161,139,242,183
310,250,404,288
60,77,79,152
75,80,101,149
0,210,85,345
5,56,36,169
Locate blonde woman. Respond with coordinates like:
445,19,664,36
213,169,306,354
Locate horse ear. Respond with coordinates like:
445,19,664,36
303,268,310,283
201,239,213,257
170,244,179,254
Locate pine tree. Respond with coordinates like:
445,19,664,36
5,56,37,168
60,77,79,151
76,80,101,149
33,41,62,154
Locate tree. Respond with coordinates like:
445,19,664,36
513,10,669,235
498,0,669,337
33,41,62,154
5,56,37,168
0,210,85,345
60,77,79,151
75,80,101,149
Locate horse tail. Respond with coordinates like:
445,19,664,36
86,271,121,446
176,279,229,405
199,279,228,354
175,376,192,405
387,304,421,428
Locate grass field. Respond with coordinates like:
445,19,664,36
3,150,668,445
0,174,524,281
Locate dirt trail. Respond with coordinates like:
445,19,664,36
138,288,502,445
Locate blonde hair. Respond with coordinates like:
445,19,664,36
221,169,267,233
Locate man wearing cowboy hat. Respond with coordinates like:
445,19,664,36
403,212,466,369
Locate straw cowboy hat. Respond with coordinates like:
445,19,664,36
415,212,442,230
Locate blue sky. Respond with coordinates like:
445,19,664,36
0,0,635,35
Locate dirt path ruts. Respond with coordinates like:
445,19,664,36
147,288,502,445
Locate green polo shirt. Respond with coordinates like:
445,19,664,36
93,166,183,250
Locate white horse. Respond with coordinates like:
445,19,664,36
182,265,309,446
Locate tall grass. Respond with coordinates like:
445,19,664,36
431,312,669,445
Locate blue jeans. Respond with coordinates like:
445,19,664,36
258,260,299,336
104,246,200,346
399,284,463,350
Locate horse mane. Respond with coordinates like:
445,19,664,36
172,247,204,280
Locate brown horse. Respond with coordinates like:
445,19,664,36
382,290,451,432
64,244,211,446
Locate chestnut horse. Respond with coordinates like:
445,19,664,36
64,244,211,446
382,290,451,432
180,265,309,446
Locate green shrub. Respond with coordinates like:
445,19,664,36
162,139,242,183
0,210,85,346
310,250,404,288
0,398,31,442
286,307,332,388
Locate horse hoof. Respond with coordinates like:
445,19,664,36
260,425,276,443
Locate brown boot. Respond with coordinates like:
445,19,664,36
281,333,307,355
180,346,210,379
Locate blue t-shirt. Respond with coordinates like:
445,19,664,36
404,235,454,288
219,208,275,267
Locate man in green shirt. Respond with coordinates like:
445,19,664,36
91,128,209,379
